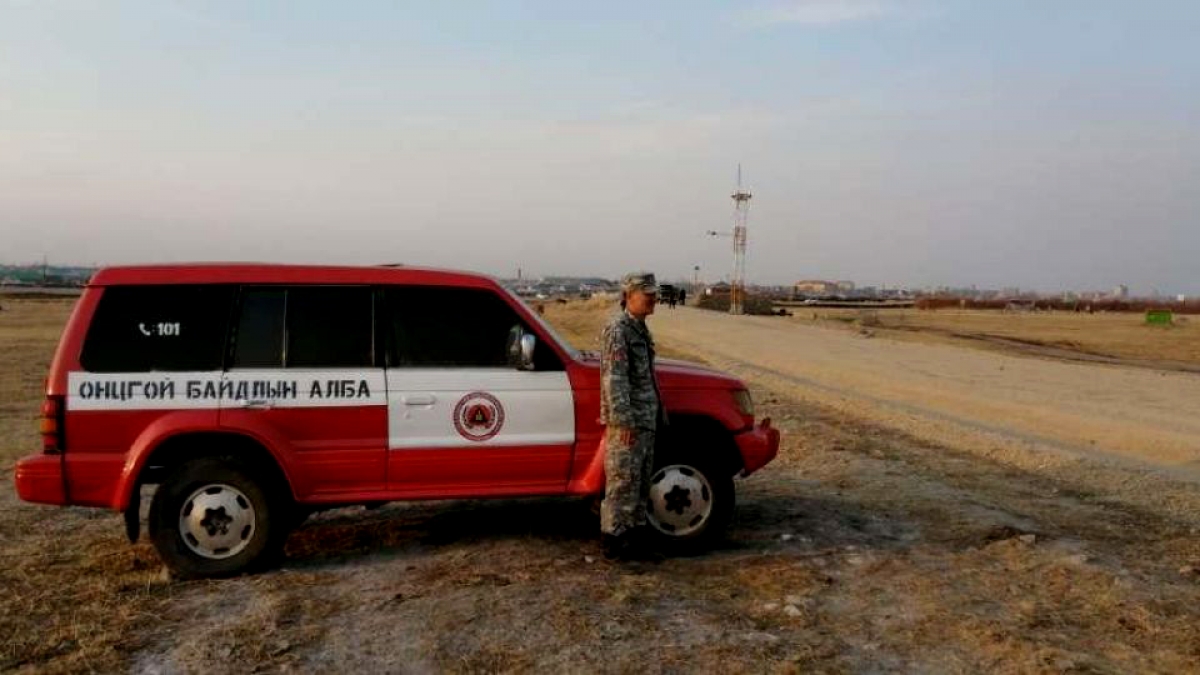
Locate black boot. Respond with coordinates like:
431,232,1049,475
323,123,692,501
626,527,665,562
602,533,631,560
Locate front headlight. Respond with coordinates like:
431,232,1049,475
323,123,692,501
732,389,755,417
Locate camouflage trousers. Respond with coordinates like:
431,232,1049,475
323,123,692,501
600,427,656,536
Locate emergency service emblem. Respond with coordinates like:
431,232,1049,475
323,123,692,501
452,392,505,442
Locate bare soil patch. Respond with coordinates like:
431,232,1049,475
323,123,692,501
793,306,1200,370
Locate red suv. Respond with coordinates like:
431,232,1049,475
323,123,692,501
15,264,779,578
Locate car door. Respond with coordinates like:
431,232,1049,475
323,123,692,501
219,286,388,499
382,285,575,494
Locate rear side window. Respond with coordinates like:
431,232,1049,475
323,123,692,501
231,289,286,368
231,286,374,368
80,285,235,372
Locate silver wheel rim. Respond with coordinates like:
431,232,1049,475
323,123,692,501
647,464,714,538
178,483,257,560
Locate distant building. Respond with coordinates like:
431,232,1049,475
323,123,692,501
1112,284,1129,300
794,280,838,296
835,281,855,292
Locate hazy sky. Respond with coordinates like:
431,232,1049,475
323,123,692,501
2,1,1198,293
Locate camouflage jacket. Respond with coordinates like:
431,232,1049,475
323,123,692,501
600,310,662,430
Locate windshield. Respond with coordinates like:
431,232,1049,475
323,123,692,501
502,286,580,361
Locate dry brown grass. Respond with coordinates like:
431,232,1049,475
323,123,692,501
542,299,1200,672
3,298,1200,672
0,299,172,673
795,306,1200,366
541,300,695,359
739,390,1200,672
537,298,611,350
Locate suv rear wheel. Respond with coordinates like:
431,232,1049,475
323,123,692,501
148,458,285,579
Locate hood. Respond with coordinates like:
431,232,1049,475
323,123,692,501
573,353,742,390
654,358,743,389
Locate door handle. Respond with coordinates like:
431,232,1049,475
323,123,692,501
403,394,436,406
239,399,274,410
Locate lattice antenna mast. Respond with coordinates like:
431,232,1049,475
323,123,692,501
730,164,752,315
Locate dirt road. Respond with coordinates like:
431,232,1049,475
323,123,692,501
653,307,1200,489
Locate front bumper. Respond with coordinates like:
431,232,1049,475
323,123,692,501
14,454,68,505
735,418,780,475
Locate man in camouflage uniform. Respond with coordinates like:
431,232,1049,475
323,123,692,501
600,272,665,559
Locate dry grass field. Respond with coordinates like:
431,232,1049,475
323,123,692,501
791,306,1200,369
0,299,167,673
2,297,1200,673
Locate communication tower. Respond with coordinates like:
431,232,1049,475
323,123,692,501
730,165,752,315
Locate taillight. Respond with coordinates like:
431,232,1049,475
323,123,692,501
40,395,65,454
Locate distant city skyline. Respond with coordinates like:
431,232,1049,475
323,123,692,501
3,2,1197,294
0,259,1182,300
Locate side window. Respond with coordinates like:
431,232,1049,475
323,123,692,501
287,287,373,368
385,286,561,370
231,286,373,369
232,289,285,368
80,285,234,372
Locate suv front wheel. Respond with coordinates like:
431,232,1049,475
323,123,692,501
148,458,284,579
644,451,734,552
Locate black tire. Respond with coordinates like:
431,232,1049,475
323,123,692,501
644,448,735,553
148,458,286,580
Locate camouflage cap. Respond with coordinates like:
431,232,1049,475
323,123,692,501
621,271,658,294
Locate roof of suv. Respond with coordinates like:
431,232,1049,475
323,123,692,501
88,263,498,288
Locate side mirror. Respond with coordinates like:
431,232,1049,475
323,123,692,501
518,334,537,371
506,326,537,371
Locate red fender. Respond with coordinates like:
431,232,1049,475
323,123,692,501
111,411,299,510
